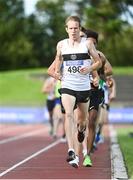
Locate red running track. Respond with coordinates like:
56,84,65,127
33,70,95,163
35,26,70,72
0,123,111,179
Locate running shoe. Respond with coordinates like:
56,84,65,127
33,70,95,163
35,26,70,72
66,150,76,162
60,137,67,143
83,155,92,167
98,135,104,144
95,134,104,144
77,127,86,143
95,133,100,143
69,156,79,168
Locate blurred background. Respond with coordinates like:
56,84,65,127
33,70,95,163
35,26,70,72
0,0,133,178
0,0,133,123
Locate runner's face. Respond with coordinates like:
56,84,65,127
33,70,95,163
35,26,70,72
66,20,80,40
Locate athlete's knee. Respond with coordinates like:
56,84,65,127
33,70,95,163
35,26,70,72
65,112,73,121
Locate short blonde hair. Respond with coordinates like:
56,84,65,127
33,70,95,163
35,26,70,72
65,16,81,27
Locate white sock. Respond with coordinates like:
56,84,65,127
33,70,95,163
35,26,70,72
76,155,79,162
82,149,87,157
68,148,74,153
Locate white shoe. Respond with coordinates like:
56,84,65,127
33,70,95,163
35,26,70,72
69,156,79,168
60,137,67,143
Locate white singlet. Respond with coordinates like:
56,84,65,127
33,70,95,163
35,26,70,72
60,38,92,91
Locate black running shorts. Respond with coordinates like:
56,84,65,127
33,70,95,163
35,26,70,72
89,88,104,111
60,88,91,103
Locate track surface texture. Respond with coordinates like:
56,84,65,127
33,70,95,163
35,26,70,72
0,123,111,179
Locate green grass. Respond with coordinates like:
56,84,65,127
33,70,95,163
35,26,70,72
0,66,133,106
117,127,133,179
0,68,48,106
113,66,133,75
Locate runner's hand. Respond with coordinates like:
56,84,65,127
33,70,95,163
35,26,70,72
54,71,62,80
92,77,99,87
80,67,91,74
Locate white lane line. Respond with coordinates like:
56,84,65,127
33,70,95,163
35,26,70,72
0,139,61,177
0,127,47,145
0,124,33,133
109,124,128,180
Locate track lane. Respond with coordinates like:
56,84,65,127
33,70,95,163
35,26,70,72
0,124,111,179
0,124,47,141
0,124,54,173
0,139,61,178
